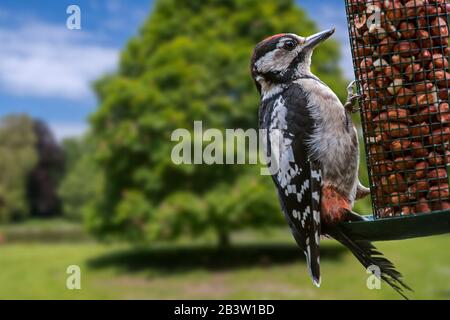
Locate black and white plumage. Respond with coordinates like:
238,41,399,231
260,86,322,285
251,30,411,298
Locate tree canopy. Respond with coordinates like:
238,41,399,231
0,115,64,222
88,0,347,245
58,137,100,221
0,115,38,222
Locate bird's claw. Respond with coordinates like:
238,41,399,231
346,80,357,95
344,80,360,113
355,183,371,200
345,95,360,113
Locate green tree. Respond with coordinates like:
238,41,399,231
27,120,64,217
0,115,38,222
88,0,347,245
58,137,100,221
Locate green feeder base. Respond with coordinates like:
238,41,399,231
340,210,450,242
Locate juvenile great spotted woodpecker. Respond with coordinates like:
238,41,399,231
251,29,411,298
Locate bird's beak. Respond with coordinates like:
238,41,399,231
303,28,335,50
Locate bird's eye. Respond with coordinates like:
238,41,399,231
283,40,297,51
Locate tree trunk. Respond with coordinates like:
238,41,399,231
217,230,230,248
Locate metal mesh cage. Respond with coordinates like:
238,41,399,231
345,0,450,218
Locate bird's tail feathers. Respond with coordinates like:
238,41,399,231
332,210,413,299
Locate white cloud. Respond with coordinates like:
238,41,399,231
48,121,88,141
0,21,118,101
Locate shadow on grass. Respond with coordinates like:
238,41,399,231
87,243,347,275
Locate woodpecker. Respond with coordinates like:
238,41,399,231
251,29,411,298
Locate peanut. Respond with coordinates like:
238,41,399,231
416,198,432,213
415,161,428,179
428,184,450,199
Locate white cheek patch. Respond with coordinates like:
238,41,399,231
255,41,302,74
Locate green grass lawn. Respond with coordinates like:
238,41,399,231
0,230,449,299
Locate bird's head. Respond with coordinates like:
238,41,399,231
250,28,335,93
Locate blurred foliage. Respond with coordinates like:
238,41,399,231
0,115,64,223
0,115,38,222
58,137,100,221
0,218,88,243
88,0,348,245
27,120,64,217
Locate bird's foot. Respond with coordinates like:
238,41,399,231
355,183,371,200
344,80,360,114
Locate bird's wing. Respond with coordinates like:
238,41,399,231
263,84,322,286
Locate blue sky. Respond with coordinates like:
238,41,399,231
0,1,351,140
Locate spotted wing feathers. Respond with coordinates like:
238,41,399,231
261,84,322,286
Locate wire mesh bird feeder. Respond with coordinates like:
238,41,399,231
342,0,450,241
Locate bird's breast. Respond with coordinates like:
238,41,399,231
295,78,359,198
